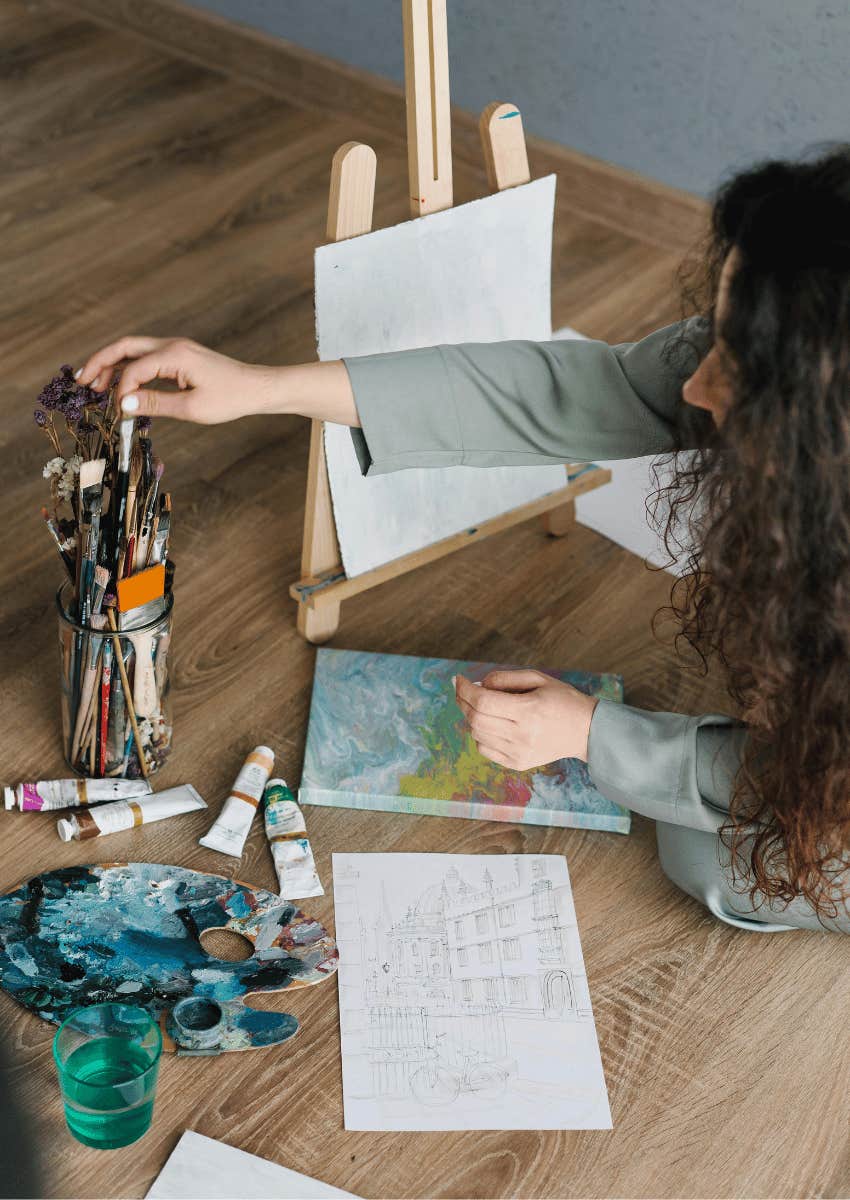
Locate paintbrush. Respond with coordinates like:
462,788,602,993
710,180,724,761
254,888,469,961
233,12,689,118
70,613,106,761
108,418,135,587
138,426,153,512
122,441,144,579
149,493,171,566
77,458,106,626
106,644,128,769
115,561,167,720
91,564,110,617
135,459,163,570
99,639,113,774
106,608,150,782
40,508,75,578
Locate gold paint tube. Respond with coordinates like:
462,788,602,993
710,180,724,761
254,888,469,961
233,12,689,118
199,745,274,858
56,784,206,841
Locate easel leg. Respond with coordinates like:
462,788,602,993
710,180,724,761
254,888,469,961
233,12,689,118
297,601,341,644
541,500,576,537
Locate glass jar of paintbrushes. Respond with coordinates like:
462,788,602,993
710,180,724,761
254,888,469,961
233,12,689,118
34,367,175,780
57,583,173,779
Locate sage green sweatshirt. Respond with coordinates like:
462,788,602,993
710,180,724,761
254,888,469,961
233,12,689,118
343,321,843,934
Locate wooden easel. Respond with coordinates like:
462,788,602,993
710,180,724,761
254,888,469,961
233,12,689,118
292,0,611,643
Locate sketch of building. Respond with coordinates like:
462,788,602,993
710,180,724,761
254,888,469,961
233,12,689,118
333,854,611,1131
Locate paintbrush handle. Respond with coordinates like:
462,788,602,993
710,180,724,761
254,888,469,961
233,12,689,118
129,631,157,718
99,644,112,774
107,609,150,782
110,475,129,582
71,648,101,761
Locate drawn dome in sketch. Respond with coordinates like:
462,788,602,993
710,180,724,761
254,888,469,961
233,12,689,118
413,865,473,917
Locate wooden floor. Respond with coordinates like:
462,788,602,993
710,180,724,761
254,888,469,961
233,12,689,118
2,3,849,1197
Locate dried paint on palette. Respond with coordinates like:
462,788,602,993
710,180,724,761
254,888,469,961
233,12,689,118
0,863,338,1053
300,649,629,833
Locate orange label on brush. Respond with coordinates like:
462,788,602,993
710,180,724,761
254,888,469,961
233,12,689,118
116,563,165,613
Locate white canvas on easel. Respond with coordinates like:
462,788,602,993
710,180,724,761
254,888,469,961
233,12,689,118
315,175,568,579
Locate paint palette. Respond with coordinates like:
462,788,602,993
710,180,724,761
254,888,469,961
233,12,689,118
0,863,338,1054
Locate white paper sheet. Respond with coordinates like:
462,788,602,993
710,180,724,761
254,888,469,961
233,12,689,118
315,175,568,578
146,1131,359,1200
333,853,612,1131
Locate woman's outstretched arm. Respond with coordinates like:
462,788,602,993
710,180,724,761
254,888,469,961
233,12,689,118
76,319,707,468
76,337,361,427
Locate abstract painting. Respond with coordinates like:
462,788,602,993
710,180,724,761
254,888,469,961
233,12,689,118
0,863,338,1053
333,853,612,1130
300,648,629,833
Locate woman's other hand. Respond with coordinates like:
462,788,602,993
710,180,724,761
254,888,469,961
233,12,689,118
454,670,598,771
75,336,273,424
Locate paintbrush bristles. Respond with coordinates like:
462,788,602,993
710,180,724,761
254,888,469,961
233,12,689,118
94,565,110,591
78,457,106,489
128,444,143,490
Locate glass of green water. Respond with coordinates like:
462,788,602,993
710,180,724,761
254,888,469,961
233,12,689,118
53,1003,162,1150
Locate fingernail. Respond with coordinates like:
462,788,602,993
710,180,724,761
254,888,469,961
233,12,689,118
473,681,482,687
73,367,83,380
121,394,139,413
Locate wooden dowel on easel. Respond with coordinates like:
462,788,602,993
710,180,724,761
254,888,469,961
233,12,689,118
297,142,378,644
480,102,531,192
403,0,452,216
327,142,376,241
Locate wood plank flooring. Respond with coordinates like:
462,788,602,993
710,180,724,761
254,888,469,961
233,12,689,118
2,3,848,1197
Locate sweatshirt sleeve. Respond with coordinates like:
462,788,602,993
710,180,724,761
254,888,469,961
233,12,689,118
586,699,747,835
342,318,708,475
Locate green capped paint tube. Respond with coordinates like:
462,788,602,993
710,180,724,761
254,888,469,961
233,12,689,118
263,778,323,900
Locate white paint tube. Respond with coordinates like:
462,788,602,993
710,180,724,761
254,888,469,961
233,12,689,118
199,745,274,858
263,778,324,899
5,777,152,812
56,784,206,842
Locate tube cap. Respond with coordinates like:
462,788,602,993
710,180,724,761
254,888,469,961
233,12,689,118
56,818,75,842
3,787,16,811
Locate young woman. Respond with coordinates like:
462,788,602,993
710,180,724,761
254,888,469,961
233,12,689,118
78,149,850,933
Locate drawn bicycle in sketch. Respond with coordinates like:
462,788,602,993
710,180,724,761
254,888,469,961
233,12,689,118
410,1040,517,1106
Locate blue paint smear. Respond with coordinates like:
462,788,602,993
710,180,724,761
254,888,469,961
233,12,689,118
0,863,338,1054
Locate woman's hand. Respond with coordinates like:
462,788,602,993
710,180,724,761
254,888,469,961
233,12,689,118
75,336,273,424
75,336,359,426
454,670,598,771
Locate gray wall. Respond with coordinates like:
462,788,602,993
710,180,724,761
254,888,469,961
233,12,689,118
186,0,849,197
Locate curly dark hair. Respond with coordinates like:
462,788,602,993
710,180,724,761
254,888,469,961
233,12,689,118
651,147,850,921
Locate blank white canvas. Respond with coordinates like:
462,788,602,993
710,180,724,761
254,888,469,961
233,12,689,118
146,1131,358,1200
315,176,568,578
333,852,612,1131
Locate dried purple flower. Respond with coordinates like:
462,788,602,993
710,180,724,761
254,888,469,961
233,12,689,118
33,408,48,427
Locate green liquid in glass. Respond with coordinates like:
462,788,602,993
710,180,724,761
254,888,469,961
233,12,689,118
61,1037,156,1149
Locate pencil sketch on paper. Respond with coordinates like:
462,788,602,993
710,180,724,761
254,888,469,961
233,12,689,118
332,853,611,1131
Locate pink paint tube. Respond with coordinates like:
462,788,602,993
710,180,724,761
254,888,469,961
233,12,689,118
4,777,152,812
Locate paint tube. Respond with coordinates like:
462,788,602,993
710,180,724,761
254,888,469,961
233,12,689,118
4,777,152,812
199,745,274,858
263,778,324,899
56,784,206,841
